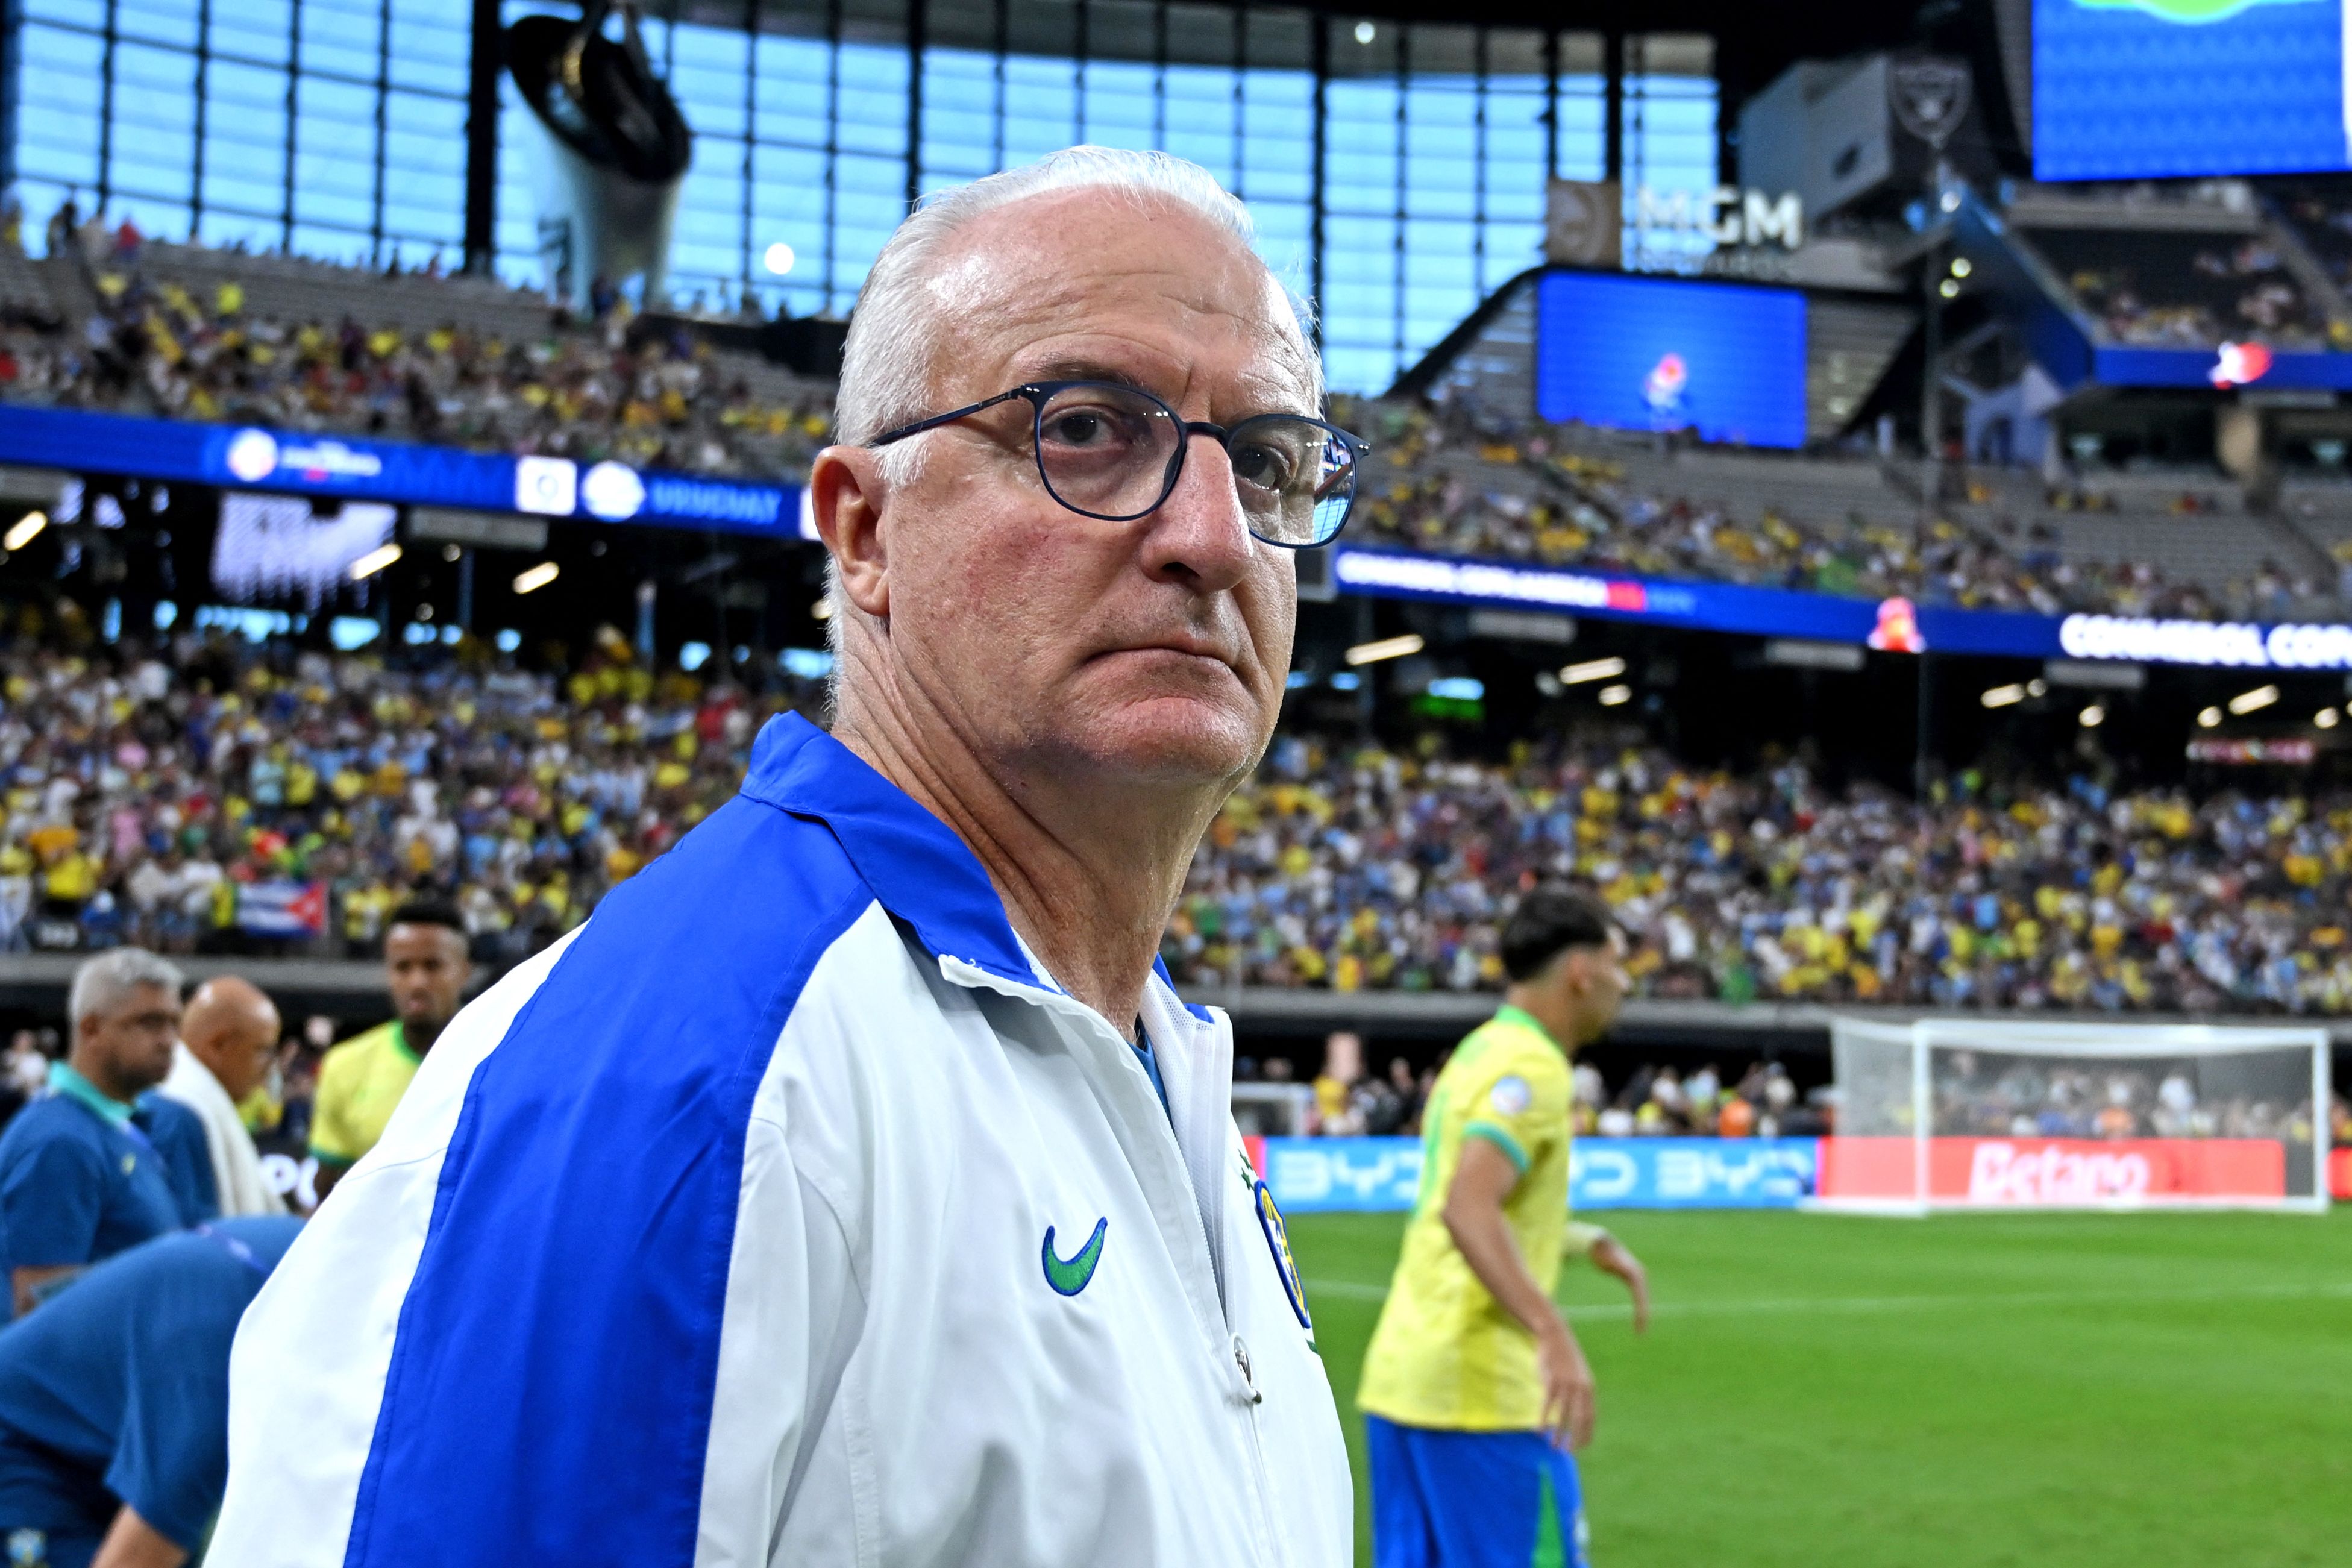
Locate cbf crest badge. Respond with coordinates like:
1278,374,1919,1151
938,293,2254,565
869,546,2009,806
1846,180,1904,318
1253,1180,1314,1338
8,1527,48,1567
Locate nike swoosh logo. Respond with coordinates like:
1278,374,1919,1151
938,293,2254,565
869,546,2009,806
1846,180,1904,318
1041,1217,1108,1296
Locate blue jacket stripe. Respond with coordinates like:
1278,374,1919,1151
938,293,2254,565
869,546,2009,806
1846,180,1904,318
339,792,873,1567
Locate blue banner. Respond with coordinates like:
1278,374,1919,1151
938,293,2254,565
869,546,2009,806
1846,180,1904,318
2092,344,2352,394
1332,544,2352,671
0,405,804,539
14,403,2352,673
1259,1135,1820,1213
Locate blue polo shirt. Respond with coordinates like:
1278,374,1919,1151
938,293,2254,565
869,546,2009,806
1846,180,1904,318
0,1218,301,1563
136,1098,216,1229
0,1067,213,1311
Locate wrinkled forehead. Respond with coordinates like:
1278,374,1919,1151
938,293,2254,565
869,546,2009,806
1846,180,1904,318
917,189,1318,413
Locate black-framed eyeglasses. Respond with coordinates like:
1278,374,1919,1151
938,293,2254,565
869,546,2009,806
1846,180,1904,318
867,380,1367,548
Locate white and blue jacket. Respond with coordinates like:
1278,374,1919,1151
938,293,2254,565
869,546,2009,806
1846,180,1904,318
210,713,1352,1568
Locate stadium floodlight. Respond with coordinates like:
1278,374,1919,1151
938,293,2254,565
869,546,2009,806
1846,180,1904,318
1819,1018,2329,1215
2079,704,2104,727
1344,633,1423,666
2228,684,2280,715
1938,279,1959,299
811,597,834,622
2197,706,2223,728
2027,677,2047,697
1980,683,2025,708
764,242,795,275
513,561,560,595
1354,19,1375,42
1596,683,1632,706
1561,656,1626,685
2,512,46,552
1950,257,1972,278
348,543,401,580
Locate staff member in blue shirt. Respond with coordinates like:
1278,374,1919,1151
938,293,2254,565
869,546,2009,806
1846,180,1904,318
0,1216,302,1568
0,951,215,1318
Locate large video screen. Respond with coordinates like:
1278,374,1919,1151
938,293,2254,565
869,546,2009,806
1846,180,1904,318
2033,0,2350,180
212,493,396,609
1533,271,1809,450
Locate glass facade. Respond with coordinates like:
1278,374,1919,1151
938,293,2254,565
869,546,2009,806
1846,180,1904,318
13,0,472,264
7,0,1718,392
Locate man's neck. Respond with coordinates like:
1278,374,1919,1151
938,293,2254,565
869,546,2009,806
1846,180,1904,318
1500,986,1576,1055
401,1018,445,1058
833,686,1221,1041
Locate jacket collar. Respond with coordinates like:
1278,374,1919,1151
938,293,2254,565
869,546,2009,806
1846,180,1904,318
737,713,1040,991
48,1059,136,1127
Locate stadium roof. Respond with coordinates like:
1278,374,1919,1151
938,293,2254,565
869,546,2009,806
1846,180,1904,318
670,0,1939,102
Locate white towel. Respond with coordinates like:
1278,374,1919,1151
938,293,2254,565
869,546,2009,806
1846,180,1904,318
160,1043,287,1217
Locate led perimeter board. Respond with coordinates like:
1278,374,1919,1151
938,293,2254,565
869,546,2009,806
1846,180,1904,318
1534,271,1810,450
2032,0,2352,180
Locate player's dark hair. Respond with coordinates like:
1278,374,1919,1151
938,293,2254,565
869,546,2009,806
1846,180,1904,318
387,898,468,939
1499,883,1617,982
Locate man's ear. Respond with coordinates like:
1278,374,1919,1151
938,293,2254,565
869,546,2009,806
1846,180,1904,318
811,445,890,621
1558,946,1596,997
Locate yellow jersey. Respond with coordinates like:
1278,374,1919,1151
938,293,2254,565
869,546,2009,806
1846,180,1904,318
309,1021,422,1168
1357,1004,1587,1431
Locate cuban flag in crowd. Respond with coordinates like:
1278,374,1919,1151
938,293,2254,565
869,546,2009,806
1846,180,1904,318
238,880,327,938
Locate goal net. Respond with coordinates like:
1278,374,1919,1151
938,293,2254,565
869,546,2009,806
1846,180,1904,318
1818,1018,2330,1213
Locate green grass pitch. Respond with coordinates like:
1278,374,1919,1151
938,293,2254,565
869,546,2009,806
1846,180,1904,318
1287,1208,2352,1567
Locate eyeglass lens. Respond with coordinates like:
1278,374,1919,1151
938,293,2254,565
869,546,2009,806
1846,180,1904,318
1032,383,1356,545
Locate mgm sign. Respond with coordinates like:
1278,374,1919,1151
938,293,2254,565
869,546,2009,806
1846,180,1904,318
1547,179,1805,276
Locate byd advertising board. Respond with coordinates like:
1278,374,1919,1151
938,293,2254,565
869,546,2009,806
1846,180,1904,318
1250,1136,1821,1213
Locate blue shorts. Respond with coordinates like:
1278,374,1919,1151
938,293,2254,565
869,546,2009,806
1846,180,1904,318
1366,1415,1590,1568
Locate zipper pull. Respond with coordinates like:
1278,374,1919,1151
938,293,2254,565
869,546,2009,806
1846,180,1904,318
1232,1333,1262,1406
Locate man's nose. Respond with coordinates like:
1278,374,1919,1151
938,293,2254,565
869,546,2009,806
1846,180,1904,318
1138,433,1253,594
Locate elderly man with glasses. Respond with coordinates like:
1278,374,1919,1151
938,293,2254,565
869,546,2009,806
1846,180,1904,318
213,147,1362,1568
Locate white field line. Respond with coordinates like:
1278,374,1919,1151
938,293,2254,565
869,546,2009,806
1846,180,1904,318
1300,1276,2352,1320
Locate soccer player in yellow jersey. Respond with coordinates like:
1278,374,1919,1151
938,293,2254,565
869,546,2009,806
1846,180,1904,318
1358,885,1651,1568
309,900,471,1202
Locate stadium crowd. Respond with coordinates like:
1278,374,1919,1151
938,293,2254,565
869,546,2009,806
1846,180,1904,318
1,619,2348,1023
0,607,823,963
1275,1029,1832,1141
0,212,2333,627
1167,726,2352,1018
1927,1050,2321,1145
0,204,835,481
2050,234,2326,350
1340,399,2324,621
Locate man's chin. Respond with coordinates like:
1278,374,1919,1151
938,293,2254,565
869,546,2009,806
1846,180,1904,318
1047,693,1269,788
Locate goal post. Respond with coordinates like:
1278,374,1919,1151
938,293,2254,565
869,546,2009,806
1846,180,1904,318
1816,1018,2331,1214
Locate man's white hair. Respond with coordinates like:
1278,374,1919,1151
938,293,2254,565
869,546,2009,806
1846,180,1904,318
833,145,1320,450
69,947,184,1029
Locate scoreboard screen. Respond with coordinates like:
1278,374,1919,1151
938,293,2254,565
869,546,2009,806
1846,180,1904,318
1534,271,1810,450
2033,0,2351,180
